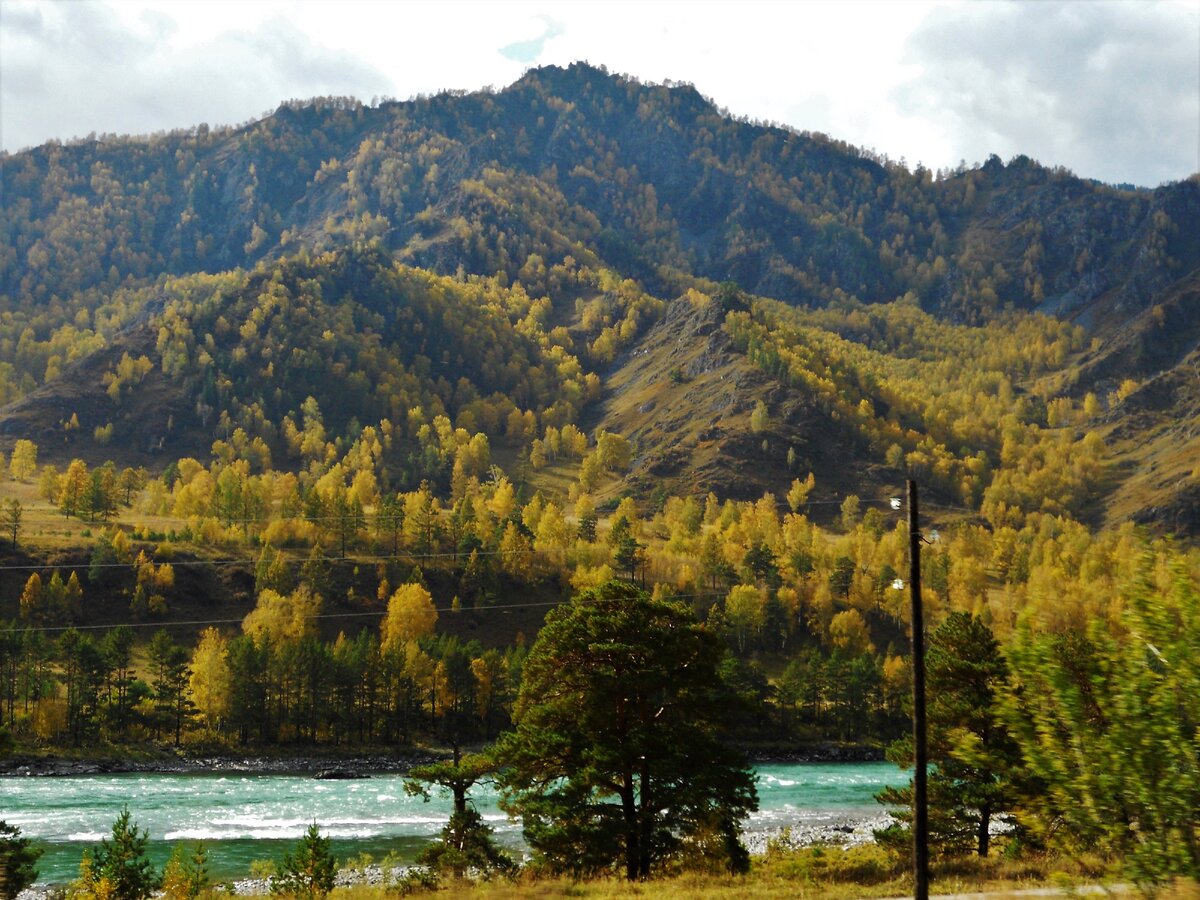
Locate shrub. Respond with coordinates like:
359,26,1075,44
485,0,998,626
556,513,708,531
269,824,336,900
161,844,209,900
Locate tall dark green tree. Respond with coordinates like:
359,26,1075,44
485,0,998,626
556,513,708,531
226,635,270,744
496,580,757,880
741,542,779,589
876,612,1019,857
299,547,332,602
101,625,138,739
0,624,23,729
576,508,597,543
83,464,117,522
329,487,363,558
0,821,42,900
148,630,194,746
612,528,644,583
58,629,107,746
375,494,404,557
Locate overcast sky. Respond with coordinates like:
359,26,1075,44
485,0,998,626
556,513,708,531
1,0,1197,187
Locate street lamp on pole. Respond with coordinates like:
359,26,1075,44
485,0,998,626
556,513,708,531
907,479,929,900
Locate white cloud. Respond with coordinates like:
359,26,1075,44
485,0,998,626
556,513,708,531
1,0,1194,186
500,15,566,64
893,0,1200,185
0,0,391,149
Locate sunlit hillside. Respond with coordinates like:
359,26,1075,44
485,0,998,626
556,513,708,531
1,63,1198,886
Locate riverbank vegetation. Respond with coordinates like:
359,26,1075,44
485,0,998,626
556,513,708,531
2,418,1199,885
21,806,1178,900
5,563,1199,890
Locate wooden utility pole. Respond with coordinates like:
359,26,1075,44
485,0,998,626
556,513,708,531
908,479,929,900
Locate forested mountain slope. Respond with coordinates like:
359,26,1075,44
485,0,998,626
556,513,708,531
4,62,1197,325
4,66,1200,881
0,62,1198,528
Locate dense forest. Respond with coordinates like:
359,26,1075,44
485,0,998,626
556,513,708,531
0,63,1198,882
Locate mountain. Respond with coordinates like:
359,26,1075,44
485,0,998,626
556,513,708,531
6,63,1198,321
1,63,1198,531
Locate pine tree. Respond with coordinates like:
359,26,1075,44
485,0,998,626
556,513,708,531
0,821,42,900
497,581,757,879
876,612,1019,857
148,631,194,746
91,807,159,900
269,823,335,900
404,751,514,880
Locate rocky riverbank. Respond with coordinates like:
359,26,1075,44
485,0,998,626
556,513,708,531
0,752,437,777
743,814,896,855
224,863,416,897
748,743,886,764
2,742,881,777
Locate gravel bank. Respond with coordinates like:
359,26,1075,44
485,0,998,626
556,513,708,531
0,753,436,777
743,813,896,855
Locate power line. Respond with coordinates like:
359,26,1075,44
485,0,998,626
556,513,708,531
7,589,731,635
0,545,583,574
0,492,920,576
9,489,920,527
0,499,983,581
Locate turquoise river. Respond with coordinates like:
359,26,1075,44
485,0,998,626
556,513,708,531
1,762,902,885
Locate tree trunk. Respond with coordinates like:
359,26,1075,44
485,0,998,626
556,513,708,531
637,757,652,879
621,768,639,880
977,804,991,857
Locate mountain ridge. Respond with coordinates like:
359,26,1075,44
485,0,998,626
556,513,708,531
1,63,1198,531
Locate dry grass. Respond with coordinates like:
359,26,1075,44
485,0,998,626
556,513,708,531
1101,414,1200,531
311,845,1179,900
2,478,92,551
